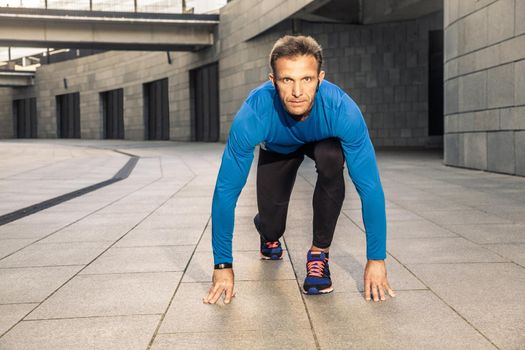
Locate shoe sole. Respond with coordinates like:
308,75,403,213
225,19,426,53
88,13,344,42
303,286,334,295
260,252,284,260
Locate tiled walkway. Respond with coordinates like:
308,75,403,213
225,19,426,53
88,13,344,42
0,140,524,350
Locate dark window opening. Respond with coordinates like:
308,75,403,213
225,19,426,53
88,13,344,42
56,92,81,138
143,78,169,140
13,98,37,138
101,88,124,139
190,62,219,142
428,30,444,136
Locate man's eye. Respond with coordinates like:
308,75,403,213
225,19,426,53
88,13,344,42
283,78,292,83
304,77,312,82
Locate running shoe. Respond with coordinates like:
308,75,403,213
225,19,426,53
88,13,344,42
303,250,333,295
254,214,283,260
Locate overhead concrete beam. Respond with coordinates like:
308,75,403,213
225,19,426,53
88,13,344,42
0,8,218,51
0,71,34,87
362,0,442,24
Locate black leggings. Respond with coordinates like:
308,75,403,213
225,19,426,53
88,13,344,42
256,138,345,248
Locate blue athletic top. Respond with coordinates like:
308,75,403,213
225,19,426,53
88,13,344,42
211,80,386,264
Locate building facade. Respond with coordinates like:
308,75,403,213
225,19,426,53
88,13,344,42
0,0,523,175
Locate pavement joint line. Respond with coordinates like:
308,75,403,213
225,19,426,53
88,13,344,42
0,151,139,227
18,313,164,322
156,328,314,335
0,156,75,180
77,271,187,276
343,205,504,349
2,170,199,340
178,278,299,284
381,242,502,350
0,173,169,339
0,177,159,263
113,244,198,248
0,264,86,270
146,214,210,350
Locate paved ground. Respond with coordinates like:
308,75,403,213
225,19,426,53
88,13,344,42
0,139,524,350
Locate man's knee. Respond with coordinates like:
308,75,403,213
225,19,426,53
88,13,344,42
314,139,345,177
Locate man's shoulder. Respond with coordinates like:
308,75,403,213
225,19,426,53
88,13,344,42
318,80,348,108
245,81,275,111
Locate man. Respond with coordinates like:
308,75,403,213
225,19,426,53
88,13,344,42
204,35,395,304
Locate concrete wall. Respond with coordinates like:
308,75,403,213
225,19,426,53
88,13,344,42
1,0,442,149
444,0,525,175
10,45,218,140
304,12,443,147
219,6,443,146
0,88,13,138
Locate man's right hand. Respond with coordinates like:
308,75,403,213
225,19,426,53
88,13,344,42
203,268,235,304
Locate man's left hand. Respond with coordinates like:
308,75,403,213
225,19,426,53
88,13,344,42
364,259,396,302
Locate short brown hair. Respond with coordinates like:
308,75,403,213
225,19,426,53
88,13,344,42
269,35,323,75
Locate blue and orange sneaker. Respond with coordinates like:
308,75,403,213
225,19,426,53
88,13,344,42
254,214,283,260
303,250,333,295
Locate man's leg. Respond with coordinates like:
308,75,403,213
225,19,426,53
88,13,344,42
255,147,304,243
302,138,345,294
304,138,346,251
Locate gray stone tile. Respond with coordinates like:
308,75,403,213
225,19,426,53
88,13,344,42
42,221,134,243
0,315,160,350
408,263,525,350
0,239,35,259
305,291,496,350
182,250,295,282
443,223,525,244
0,222,64,239
115,227,203,247
158,281,310,333
487,63,515,108
487,131,515,174
445,133,461,166
417,209,509,225
517,0,525,36
151,329,317,350
27,272,182,319
196,225,261,252
388,237,507,263
343,208,421,223
486,0,514,43
0,242,110,268
484,243,525,267
459,70,487,112
514,132,525,176
0,266,82,303
386,220,457,239
135,213,210,230
0,303,37,336
80,246,193,274
463,132,488,170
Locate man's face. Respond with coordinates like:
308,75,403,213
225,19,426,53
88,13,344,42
269,54,325,121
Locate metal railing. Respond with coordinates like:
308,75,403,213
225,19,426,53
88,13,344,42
0,0,191,13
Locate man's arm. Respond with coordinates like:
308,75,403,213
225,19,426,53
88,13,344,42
203,102,262,304
334,94,395,302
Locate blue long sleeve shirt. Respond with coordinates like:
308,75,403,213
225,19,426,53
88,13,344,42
211,80,387,264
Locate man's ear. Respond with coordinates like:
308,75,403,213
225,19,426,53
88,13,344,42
319,70,325,83
269,73,275,86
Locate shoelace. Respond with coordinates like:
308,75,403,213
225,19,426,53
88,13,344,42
307,259,327,278
265,241,280,249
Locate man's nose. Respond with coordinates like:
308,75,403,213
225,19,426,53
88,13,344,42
292,82,303,97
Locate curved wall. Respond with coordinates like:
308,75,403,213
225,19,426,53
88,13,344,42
444,0,525,175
